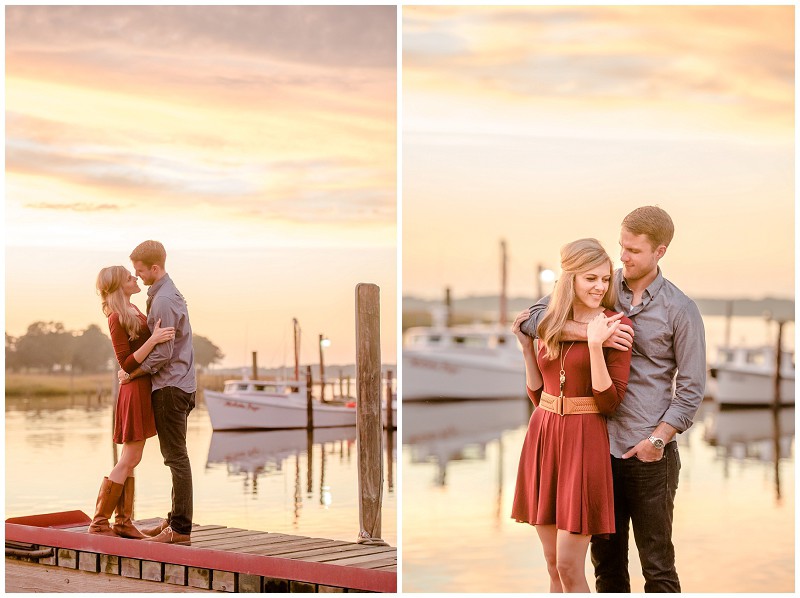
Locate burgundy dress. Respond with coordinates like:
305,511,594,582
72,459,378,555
511,311,632,536
108,308,157,444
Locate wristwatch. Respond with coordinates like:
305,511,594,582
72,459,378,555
123,372,131,381
648,435,665,450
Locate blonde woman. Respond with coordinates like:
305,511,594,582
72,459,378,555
511,239,632,593
89,266,174,537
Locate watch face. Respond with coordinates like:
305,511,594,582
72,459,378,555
650,436,664,449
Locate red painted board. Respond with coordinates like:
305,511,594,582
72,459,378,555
6,522,396,592
5,511,91,528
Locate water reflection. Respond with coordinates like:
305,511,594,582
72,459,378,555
702,404,794,501
402,397,794,593
206,428,356,500
403,399,529,486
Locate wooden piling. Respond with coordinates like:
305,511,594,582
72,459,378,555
724,300,733,347
772,320,784,409
771,318,785,500
251,352,258,380
355,283,385,546
306,366,314,430
499,239,507,326
319,334,327,402
385,371,394,430
445,287,452,327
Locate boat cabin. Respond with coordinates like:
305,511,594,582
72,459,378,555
223,380,305,395
404,327,519,352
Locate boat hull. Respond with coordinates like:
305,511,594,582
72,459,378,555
402,353,525,400
713,368,795,407
204,390,357,430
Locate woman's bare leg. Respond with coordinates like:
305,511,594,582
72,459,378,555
108,441,145,484
556,530,591,593
536,525,563,593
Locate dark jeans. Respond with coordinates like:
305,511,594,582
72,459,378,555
591,442,681,593
151,386,195,535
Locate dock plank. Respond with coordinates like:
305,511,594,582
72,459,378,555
195,532,294,550
266,540,351,556
235,538,337,555
186,530,264,543
300,546,395,564
350,557,401,569
189,533,298,550
280,544,375,560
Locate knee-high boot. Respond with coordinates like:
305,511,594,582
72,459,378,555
112,477,147,539
87,477,123,536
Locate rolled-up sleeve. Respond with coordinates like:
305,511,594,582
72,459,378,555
593,324,633,415
139,297,177,374
109,314,141,373
520,296,551,338
662,301,706,432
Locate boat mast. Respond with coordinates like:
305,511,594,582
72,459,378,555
499,239,508,326
293,318,301,381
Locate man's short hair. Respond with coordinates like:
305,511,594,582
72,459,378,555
130,240,166,268
622,206,674,249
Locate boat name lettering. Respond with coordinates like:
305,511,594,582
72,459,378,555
408,356,459,374
224,399,260,412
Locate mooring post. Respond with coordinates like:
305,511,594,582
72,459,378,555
772,320,784,410
355,283,386,545
252,351,258,380
772,319,785,500
385,369,395,492
385,370,394,430
306,365,314,430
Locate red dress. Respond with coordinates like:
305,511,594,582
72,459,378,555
108,308,157,444
511,311,632,536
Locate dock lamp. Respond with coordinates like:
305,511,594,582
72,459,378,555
537,265,556,300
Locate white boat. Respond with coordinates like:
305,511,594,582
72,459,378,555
204,379,357,430
710,345,795,407
402,241,527,401
402,324,525,400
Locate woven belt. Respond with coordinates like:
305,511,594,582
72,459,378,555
538,391,600,416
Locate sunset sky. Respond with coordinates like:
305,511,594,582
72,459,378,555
6,6,397,368
403,6,794,303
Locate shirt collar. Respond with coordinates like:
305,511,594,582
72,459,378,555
621,266,664,300
147,273,171,298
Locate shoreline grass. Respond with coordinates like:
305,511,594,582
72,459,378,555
5,372,227,398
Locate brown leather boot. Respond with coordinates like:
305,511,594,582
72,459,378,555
87,477,123,536
112,477,147,539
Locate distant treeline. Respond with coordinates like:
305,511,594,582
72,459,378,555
5,321,224,373
403,295,794,331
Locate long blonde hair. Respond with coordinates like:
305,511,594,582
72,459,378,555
96,266,143,341
538,238,617,360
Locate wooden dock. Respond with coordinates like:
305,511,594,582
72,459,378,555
6,511,396,592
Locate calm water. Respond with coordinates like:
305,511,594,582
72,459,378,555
6,393,396,547
402,398,794,592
